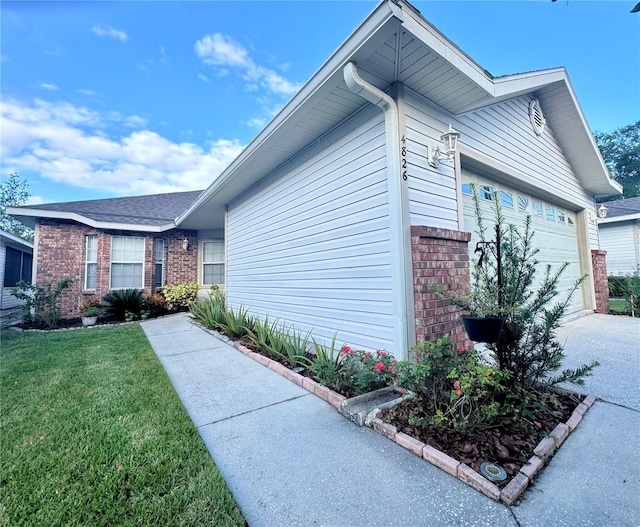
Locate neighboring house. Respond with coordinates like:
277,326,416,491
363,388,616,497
9,0,620,358
1,229,33,310
598,197,640,275
9,191,208,319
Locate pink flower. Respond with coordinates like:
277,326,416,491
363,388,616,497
387,365,393,372
378,351,387,358
459,347,466,355
399,388,406,395
392,359,398,365
456,389,463,397
363,352,371,359
340,345,353,356
453,380,461,389
375,362,385,373
487,375,493,381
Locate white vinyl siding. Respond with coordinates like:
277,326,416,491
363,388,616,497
404,90,599,249
110,236,144,289
226,109,395,353
462,172,584,314
599,221,640,275
85,235,97,290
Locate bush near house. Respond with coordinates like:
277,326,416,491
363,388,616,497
608,273,640,316
11,278,72,329
163,282,199,310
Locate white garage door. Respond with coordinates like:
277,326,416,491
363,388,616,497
461,176,584,315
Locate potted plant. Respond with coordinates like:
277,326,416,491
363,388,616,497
80,299,101,326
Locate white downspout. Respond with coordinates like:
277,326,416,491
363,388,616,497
343,61,410,360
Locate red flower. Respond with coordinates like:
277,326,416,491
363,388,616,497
459,347,466,354
487,374,493,381
399,388,406,395
392,359,398,365
387,365,393,372
340,345,353,356
375,362,385,373
427,353,433,358
378,351,387,358
456,389,463,397
453,380,461,389
363,352,371,359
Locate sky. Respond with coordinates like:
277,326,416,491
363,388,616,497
1,0,639,206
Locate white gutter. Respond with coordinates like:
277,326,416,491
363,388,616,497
343,61,411,360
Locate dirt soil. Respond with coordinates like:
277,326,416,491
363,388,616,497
379,390,583,486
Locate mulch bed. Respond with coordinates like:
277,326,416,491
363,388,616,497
379,389,583,486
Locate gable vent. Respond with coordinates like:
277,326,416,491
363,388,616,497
529,98,546,136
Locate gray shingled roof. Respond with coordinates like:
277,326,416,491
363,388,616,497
25,190,203,227
601,197,640,218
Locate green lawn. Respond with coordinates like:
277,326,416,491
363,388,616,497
0,325,245,527
609,298,631,315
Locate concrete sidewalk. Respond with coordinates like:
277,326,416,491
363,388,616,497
142,313,640,527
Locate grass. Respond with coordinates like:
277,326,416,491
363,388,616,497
0,325,246,527
609,298,631,315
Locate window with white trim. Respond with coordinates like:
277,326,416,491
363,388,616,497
557,210,566,223
110,236,145,289
546,206,555,221
518,196,529,212
85,235,97,290
202,241,225,286
533,201,543,216
480,185,494,201
154,239,165,289
461,184,472,196
500,191,514,208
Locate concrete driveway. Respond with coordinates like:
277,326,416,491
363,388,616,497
512,314,640,526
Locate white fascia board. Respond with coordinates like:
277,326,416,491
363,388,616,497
6,207,175,233
0,229,33,250
176,1,401,228
599,213,640,224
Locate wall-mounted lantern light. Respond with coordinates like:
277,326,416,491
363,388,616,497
182,238,189,250
428,124,461,168
598,204,608,219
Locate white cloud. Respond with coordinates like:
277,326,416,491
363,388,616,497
195,33,301,97
25,195,46,206
1,98,244,196
77,89,97,96
197,73,210,83
92,25,128,43
40,83,59,91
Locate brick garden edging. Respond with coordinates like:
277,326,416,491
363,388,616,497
371,392,597,505
210,328,597,506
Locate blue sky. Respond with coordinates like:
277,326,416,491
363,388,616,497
1,1,638,205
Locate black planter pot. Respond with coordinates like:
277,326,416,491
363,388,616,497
462,315,506,343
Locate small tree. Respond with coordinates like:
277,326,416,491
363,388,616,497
0,172,34,242
12,278,72,329
440,184,598,389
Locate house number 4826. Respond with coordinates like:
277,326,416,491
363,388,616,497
401,135,407,181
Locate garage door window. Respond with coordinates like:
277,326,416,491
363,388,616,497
533,201,543,216
500,191,513,208
480,185,494,201
557,211,566,223
546,206,555,221
518,196,529,212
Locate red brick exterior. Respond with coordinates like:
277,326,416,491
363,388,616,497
411,226,473,350
36,219,197,319
591,249,609,314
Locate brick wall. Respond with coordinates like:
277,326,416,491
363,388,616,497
591,249,609,314
36,219,198,319
412,226,473,351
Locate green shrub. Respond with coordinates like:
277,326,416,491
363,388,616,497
163,282,199,310
12,278,72,329
102,289,144,321
189,293,226,330
395,335,506,434
440,183,598,388
218,304,252,339
340,347,397,396
309,333,345,391
608,273,640,316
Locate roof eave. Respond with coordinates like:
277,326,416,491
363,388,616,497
0,229,33,249
599,213,640,224
6,207,176,233
175,0,402,229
